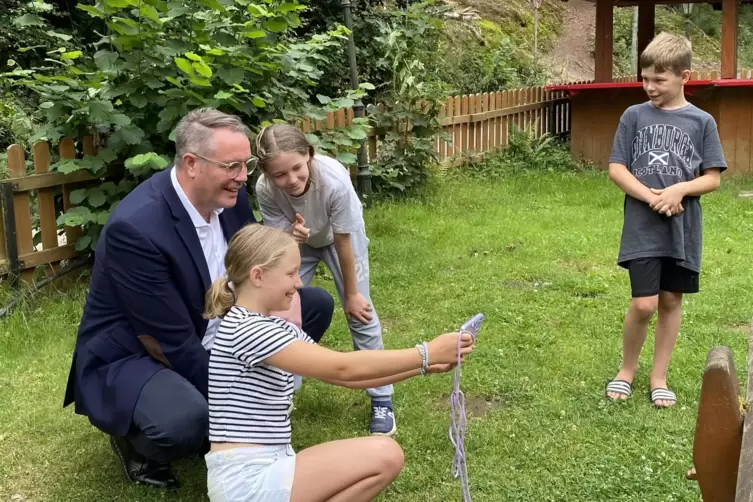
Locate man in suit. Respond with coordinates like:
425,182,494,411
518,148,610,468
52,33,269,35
63,108,334,489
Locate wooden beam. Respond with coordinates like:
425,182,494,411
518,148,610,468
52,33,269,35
594,0,614,83
8,165,122,192
18,244,79,269
438,99,569,126
721,0,739,79
637,2,655,81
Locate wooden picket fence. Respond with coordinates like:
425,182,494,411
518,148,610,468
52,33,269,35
0,79,625,285
0,136,122,286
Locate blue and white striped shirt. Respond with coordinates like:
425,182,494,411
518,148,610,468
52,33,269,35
208,305,313,444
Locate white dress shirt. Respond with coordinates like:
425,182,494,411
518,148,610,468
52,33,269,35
170,167,227,350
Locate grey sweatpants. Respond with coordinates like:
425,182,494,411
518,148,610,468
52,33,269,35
299,231,392,400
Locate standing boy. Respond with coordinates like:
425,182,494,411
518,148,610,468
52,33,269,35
605,32,725,407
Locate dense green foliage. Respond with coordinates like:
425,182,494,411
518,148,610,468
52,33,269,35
1,0,373,251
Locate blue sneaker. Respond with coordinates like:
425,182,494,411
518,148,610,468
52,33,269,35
370,401,397,436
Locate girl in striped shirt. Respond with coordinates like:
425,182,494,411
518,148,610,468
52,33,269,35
203,223,475,502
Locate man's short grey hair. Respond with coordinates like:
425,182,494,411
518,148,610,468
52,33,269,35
173,107,251,166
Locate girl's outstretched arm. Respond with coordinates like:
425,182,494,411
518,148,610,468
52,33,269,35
322,363,457,389
264,333,473,383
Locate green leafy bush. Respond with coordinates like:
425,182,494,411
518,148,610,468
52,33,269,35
366,3,450,195
0,0,371,252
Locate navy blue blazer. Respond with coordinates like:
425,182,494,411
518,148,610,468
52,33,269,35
63,168,254,437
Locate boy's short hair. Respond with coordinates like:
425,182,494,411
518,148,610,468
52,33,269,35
640,32,692,75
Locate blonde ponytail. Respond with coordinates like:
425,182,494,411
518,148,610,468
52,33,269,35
203,276,235,319
202,223,298,320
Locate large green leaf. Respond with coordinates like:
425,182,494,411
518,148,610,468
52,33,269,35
189,77,212,87
46,31,73,42
87,188,107,208
130,94,148,108
174,57,195,76
107,0,134,8
97,211,112,225
345,128,367,140
75,235,92,251
247,4,269,17
118,124,146,145
263,17,287,33
98,148,118,163
110,113,131,126
242,30,267,39
139,4,161,22
57,160,84,174
87,101,115,124
278,2,305,13
57,206,92,227
100,182,118,194
217,67,245,85
61,51,83,60
69,189,88,205
94,50,119,71
13,14,45,27
165,76,184,88
336,151,357,165
192,61,213,78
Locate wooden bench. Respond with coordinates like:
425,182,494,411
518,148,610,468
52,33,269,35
690,319,753,501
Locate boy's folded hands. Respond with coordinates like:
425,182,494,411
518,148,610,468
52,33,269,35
648,186,685,216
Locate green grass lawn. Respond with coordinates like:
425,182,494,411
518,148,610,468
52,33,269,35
2,168,753,501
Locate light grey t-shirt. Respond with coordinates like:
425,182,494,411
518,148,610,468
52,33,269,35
256,155,365,248
609,101,727,273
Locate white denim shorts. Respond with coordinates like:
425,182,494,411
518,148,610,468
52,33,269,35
206,444,297,502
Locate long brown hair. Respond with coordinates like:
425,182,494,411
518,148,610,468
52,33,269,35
203,224,297,319
254,123,317,183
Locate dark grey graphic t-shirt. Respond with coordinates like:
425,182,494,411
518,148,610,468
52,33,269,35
609,102,726,273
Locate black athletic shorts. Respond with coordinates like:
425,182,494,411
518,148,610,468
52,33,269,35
626,257,699,298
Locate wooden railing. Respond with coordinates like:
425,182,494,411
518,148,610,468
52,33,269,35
1,80,615,285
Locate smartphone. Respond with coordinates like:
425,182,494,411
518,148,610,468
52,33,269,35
460,313,485,341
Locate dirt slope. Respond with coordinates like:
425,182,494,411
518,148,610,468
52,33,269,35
540,0,595,83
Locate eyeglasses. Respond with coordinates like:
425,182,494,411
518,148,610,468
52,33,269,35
191,152,258,177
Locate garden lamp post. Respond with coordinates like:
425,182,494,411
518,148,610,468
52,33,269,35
341,0,373,208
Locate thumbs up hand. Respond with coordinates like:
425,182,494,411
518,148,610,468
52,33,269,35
292,213,310,243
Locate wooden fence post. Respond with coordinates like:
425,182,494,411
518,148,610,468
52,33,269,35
736,319,753,501
59,138,83,247
7,144,35,284
693,345,743,502
33,142,59,275
0,182,19,288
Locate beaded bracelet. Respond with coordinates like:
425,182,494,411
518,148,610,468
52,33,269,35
416,341,429,376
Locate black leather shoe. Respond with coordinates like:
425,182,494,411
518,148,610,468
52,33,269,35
109,435,179,489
